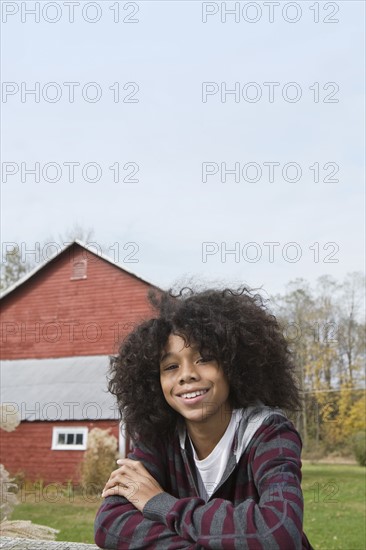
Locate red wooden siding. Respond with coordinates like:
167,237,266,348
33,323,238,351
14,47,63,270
0,420,124,484
0,244,156,359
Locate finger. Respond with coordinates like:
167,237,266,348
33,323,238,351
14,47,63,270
115,461,160,488
117,459,142,470
102,480,140,503
101,484,126,498
117,458,136,465
108,467,125,481
102,480,125,495
102,475,134,493
108,464,134,483
103,473,133,491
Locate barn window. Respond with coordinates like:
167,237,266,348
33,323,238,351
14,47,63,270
70,259,87,280
51,427,88,450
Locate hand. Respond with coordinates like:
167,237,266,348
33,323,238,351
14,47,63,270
101,458,164,512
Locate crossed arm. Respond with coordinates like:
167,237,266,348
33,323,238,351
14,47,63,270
94,421,305,550
95,442,200,550
101,457,165,512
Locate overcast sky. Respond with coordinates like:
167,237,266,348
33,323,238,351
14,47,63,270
1,0,365,296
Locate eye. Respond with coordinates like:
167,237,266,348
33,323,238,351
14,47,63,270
163,364,178,371
197,355,215,364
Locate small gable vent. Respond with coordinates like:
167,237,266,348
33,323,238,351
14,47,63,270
71,259,87,280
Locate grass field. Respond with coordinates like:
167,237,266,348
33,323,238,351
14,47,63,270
10,464,366,549
302,464,365,550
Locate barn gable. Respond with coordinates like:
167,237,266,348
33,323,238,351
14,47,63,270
0,241,159,359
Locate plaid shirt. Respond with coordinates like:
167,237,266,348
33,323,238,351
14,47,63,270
95,405,313,549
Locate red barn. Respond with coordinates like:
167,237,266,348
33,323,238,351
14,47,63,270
0,241,159,484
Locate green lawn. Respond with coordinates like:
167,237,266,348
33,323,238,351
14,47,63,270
10,464,366,548
302,464,366,550
11,486,100,543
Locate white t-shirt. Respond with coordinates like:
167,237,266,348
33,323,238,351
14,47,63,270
188,409,243,501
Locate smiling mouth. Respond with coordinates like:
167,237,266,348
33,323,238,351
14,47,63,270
178,389,209,400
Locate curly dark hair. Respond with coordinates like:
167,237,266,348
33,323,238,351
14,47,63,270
108,287,301,447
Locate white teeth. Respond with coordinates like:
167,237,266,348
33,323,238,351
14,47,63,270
180,389,208,399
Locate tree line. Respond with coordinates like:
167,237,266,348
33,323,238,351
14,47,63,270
273,273,365,457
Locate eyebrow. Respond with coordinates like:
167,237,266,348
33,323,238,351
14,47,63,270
160,345,202,364
160,351,175,363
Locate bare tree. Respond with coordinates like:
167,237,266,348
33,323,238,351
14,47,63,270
0,245,33,292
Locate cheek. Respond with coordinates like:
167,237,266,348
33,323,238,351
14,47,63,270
217,375,230,397
160,378,171,400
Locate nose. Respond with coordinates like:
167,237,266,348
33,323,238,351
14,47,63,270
179,361,199,384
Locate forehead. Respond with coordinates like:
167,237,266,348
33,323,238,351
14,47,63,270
160,333,198,359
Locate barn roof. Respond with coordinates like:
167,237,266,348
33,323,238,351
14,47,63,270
0,355,119,421
0,239,160,300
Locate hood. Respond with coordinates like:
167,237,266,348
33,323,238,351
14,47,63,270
233,403,286,462
178,401,287,463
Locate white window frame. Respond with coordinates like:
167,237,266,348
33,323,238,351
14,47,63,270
51,427,88,451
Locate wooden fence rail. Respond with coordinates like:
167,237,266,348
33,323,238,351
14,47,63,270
0,537,99,549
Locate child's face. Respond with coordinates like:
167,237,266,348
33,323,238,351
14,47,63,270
159,334,231,427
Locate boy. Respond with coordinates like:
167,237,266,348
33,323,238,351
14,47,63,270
95,288,313,549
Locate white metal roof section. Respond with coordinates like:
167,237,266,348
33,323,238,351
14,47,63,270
0,239,161,300
0,355,119,421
